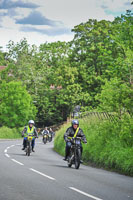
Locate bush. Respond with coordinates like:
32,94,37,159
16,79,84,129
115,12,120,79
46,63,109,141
0,126,22,139
0,81,37,128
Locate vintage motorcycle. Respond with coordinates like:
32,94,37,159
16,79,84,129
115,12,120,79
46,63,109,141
43,134,48,144
67,137,82,169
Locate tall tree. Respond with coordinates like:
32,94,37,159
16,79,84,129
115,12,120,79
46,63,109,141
0,81,37,127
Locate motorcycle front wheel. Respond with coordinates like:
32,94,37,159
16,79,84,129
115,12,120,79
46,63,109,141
27,141,31,156
43,137,47,144
75,148,81,169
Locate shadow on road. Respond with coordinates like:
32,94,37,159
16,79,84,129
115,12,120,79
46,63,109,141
50,164,84,170
10,153,26,156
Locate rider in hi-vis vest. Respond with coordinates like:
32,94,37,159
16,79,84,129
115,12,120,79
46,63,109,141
22,120,38,152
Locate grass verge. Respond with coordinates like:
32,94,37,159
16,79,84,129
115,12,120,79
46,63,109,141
0,126,22,139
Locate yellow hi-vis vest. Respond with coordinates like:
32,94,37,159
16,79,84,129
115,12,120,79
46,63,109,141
68,127,79,139
24,126,35,137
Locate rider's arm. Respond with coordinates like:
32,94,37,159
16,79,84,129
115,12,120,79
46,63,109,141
22,127,27,137
64,127,71,141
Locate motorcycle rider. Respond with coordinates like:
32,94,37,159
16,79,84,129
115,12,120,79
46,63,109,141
49,128,55,140
22,120,38,152
42,127,49,140
42,127,49,136
63,119,87,162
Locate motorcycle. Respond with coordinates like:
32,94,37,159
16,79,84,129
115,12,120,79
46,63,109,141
43,134,48,144
67,137,82,169
25,134,33,156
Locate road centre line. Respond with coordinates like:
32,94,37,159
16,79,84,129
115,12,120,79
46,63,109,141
69,187,103,200
5,153,10,158
29,168,56,181
11,159,24,166
4,144,16,154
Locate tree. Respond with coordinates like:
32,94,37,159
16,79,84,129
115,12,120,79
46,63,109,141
96,78,132,118
0,81,37,127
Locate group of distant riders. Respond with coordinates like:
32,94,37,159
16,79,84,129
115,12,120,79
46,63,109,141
21,119,87,163
21,120,54,152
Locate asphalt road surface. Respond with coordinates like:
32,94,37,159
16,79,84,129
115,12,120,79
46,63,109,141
0,138,133,200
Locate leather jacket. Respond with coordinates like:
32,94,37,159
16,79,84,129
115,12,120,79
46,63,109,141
64,126,87,143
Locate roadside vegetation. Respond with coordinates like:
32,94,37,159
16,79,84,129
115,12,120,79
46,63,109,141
0,10,132,127
0,126,22,139
54,115,133,176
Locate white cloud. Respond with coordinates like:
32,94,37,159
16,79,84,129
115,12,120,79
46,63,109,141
0,26,74,51
14,8,31,19
37,0,115,28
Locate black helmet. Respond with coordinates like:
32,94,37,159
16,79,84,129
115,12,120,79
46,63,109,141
72,119,79,126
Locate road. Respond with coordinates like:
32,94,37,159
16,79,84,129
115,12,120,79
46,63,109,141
0,138,133,200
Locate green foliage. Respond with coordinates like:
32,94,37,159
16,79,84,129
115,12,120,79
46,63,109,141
54,116,133,176
0,81,37,128
0,10,132,126
96,78,133,117
0,126,22,139
0,48,7,66
54,123,68,156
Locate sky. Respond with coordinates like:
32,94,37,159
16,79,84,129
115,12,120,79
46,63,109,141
0,0,132,51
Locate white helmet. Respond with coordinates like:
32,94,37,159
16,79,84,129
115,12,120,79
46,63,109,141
28,120,34,124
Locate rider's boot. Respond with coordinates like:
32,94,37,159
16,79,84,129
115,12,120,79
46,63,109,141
32,148,35,152
63,152,69,161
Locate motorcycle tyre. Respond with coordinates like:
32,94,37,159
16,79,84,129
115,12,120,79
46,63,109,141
75,148,81,169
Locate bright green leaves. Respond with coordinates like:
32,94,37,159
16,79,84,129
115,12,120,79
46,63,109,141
96,78,133,118
0,10,132,126
0,81,37,127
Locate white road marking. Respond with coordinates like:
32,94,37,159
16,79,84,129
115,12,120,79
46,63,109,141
29,168,55,181
5,154,10,158
4,149,7,153
69,187,103,200
11,159,24,166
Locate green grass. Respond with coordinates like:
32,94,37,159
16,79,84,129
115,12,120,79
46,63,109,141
54,116,133,176
0,126,22,139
